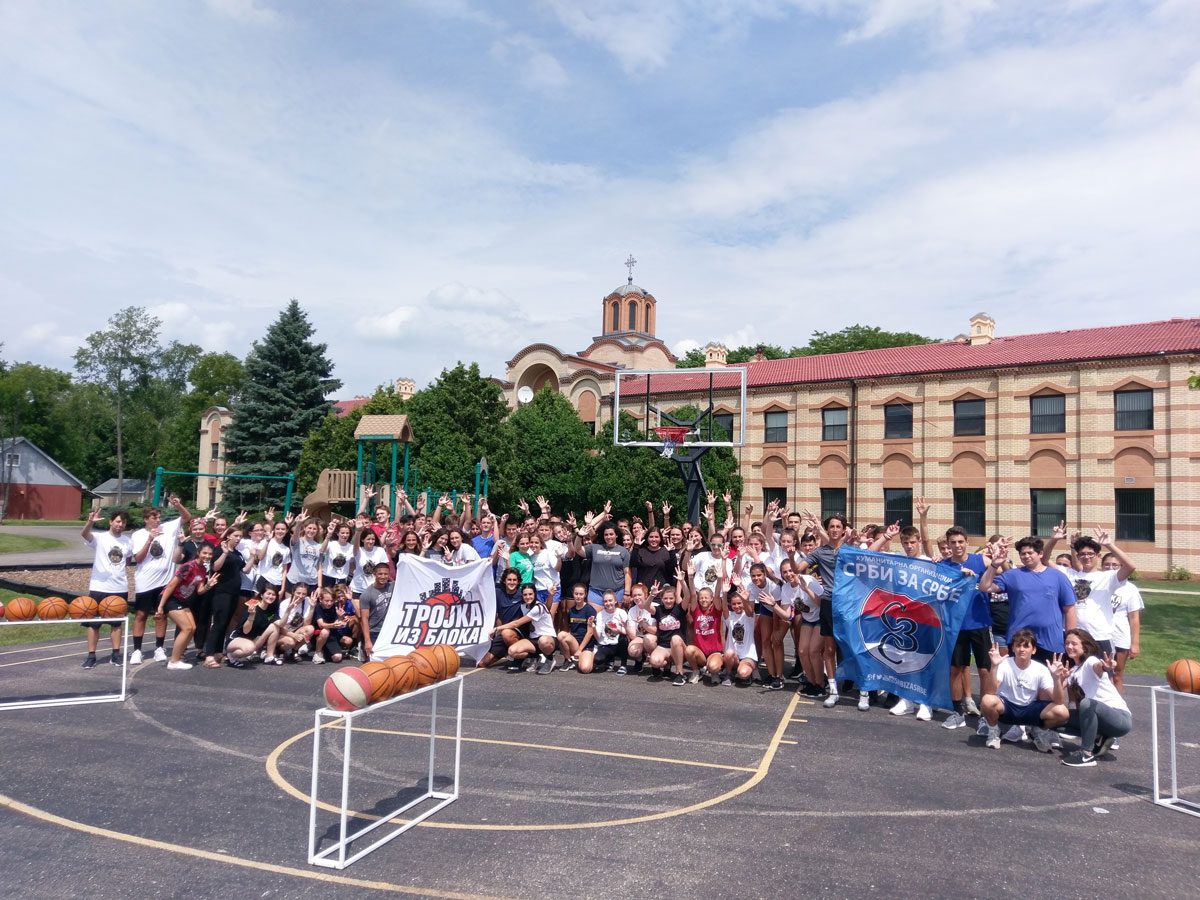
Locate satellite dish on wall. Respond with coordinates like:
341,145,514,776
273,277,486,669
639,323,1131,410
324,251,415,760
517,386,534,404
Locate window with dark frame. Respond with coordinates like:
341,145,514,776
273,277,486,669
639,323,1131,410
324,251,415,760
953,398,986,436
884,402,913,439
1030,489,1066,536
611,303,619,331
712,412,734,442
953,488,986,536
820,487,847,522
208,486,217,508
1114,389,1153,431
1115,489,1155,542
764,410,788,443
1029,393,1066,434
883,488,913,528
762,487,787,512
627,300,638,331
822,406,848,441
211,442,220,461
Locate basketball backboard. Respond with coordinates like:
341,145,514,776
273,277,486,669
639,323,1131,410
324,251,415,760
611,367,747,449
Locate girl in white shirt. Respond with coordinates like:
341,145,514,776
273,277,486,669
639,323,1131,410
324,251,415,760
320,520,354,589
1062,628,1132,767
530,533,563,607
350,525,389,599
255,520,292,605
288,516,322,592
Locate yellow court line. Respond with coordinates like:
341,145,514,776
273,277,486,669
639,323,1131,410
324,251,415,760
780,739,797,745
265,690,802,831
328,725,755,774
794,699,815,706
790,718,807,724
0,791,514,900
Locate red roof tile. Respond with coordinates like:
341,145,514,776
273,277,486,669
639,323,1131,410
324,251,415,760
333,397,370,417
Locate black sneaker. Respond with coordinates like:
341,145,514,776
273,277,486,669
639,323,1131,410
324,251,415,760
226,657,245,669
648,668,664,681
769,676,784,691
109,652,123,667
1095,736,1117,758
504,657,523,672
632,659,644,674
82,655,97,669
787,663,804,679
536,656,556,675
614,665,627,676
1061,750,1097,768
672,673,686,686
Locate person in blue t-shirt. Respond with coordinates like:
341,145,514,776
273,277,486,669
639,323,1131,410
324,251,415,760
979,536,1076,662
476,568,526,668
937,525,995,729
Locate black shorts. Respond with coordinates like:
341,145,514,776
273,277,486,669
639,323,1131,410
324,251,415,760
82,589,125,630
952,626,992,669
132,589,162,615
163,598,190,614
819,597,834,638
989,600,1010,636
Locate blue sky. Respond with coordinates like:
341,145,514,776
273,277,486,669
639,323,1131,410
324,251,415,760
2,0,1198,396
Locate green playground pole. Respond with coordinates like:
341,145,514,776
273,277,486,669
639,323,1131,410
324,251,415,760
402,444,410,495
284,474,294,512
153,467,164,505
356,442,364,512
390,442,398,519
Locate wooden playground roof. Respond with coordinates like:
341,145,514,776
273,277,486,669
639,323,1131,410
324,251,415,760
354,414,414,443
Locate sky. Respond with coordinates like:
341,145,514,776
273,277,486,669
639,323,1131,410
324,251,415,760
2,0,1198,397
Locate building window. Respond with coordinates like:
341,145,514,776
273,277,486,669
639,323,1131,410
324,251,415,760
211,442,220,461
208,485,218,508
1115,389,1153,431
884,402,913,439
1115,489,1155,542
762,487,787,511
953,398,986,436
953,488,986,536
1030,393,1065,434
820,488,846,522
712,412,734,442
611,303,619,331
1030,489,1066,537
3,453,19,467
883,488,913,528
627,300,638,331
822,407,848,441
764,411,788,443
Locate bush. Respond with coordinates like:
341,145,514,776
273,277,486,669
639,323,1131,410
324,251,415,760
1165,566,1193,582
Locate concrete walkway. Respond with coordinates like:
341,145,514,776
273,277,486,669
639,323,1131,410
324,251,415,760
0,524,91,566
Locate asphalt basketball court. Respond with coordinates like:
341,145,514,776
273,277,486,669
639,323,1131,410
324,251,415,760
2,632,1198,900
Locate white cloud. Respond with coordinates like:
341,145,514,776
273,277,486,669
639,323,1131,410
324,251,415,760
204,0,281,25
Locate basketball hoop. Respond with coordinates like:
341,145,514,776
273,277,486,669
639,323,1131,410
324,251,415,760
654,426,691,458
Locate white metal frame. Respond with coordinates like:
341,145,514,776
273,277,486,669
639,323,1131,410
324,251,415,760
0,617,129,711
308,673,464,869
1150,685,1200,818
612,366,748,448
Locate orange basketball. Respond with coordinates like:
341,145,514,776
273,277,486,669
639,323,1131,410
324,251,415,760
387,655,419,695
69,596,99,619
97,595,127,618
1166,659,1200,695
359,661,396,703
4,596,37,621
409,648,439,687
430,644,460,680
38,596,68,620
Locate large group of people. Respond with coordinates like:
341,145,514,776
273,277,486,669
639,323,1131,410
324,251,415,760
79,487,1143,769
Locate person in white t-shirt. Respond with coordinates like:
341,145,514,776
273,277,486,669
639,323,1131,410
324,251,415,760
263,583,314,664
980,629,1069,752
491,584,558,675
349,521,388,598
128,496,191,665
80,508,134,669
1103,552,1143,693
1060,628,1132,767
722,583,759,686
287,514,323,593
319,519,354,588
1042,525,1136,655
255,518,292,607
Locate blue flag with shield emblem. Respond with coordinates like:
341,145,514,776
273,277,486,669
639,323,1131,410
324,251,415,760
833,546,977,710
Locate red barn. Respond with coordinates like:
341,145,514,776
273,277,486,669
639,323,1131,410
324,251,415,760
0,437,89,521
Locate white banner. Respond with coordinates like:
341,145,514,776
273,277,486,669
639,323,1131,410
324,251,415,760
371,555,496,662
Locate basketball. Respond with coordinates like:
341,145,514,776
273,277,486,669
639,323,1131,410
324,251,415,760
429,643,460,680
409,647,440,687
359,660,396,703
323,666,372,712
1166,659,1200,694
97,595,127,618
387,655,419,695
4,596,37,622
38,596,68,620
0,602,4,618
69,596,99,619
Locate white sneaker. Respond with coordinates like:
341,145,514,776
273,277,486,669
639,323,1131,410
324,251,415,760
128,649,143,666
916,704,932,721
963,696,981,717
823,692,839,709
313,656,325,665
985,726,1001,749
890,698,912,716
297,645,310,658
1002,725,1024,743
857,693,870,712
152,647,168,662
167,661,193,671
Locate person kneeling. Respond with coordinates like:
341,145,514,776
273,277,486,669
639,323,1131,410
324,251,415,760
980,629,1069,753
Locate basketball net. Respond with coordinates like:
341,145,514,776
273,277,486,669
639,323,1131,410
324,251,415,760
654,426,691,459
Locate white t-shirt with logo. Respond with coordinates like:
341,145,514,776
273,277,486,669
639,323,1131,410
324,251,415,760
1110,582,1145,650
351,545,389,594
595,606,631,646
1064,568,1121,642
322,540,353,580
691,551,724,594
238,538,264,592
628,604,656,639
725,609,757,661
86,530,133,593
1068,655,1129,713
131,518,185,592
995,657,1053,707
259,538,292,587
290,537,321,584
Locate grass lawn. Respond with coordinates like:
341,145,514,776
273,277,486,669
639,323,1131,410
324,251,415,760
0,533,69,554
0,519,84,526
1127,580,1200,676
0,588,131,647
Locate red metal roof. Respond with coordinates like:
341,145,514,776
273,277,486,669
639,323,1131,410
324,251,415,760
333,397,370,417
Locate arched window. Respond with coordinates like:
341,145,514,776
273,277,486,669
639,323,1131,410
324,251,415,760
611,302,619,331
628,300,638,331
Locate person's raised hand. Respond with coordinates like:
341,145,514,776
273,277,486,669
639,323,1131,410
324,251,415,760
1051,520,1067,541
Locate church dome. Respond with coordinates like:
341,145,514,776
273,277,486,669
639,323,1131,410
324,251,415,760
611,280,646,297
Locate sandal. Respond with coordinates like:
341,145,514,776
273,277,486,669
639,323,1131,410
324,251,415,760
202,658,221,669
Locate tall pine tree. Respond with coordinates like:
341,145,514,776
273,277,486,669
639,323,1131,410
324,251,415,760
223,301,340,508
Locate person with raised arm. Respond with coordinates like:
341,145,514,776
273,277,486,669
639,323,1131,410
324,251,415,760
1042,522,1136,656
287,509,322,596
978,536,1076,662
80,507,134,669
979,631,1070,753
156,542,218,670
1060,628,1132,766
128,494,192,665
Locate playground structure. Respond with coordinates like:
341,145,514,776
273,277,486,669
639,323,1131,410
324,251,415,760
154,468,295,510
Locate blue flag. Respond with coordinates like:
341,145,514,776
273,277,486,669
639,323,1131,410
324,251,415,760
833,546,978,710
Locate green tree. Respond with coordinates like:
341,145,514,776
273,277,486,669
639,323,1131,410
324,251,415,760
403,363,517,509
223,300,340,508
124,340,203,486
295,386,406,499
505,388,593,514
796,324,935,356
676,344,789,368
73,306,164,498
159,352,246,498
